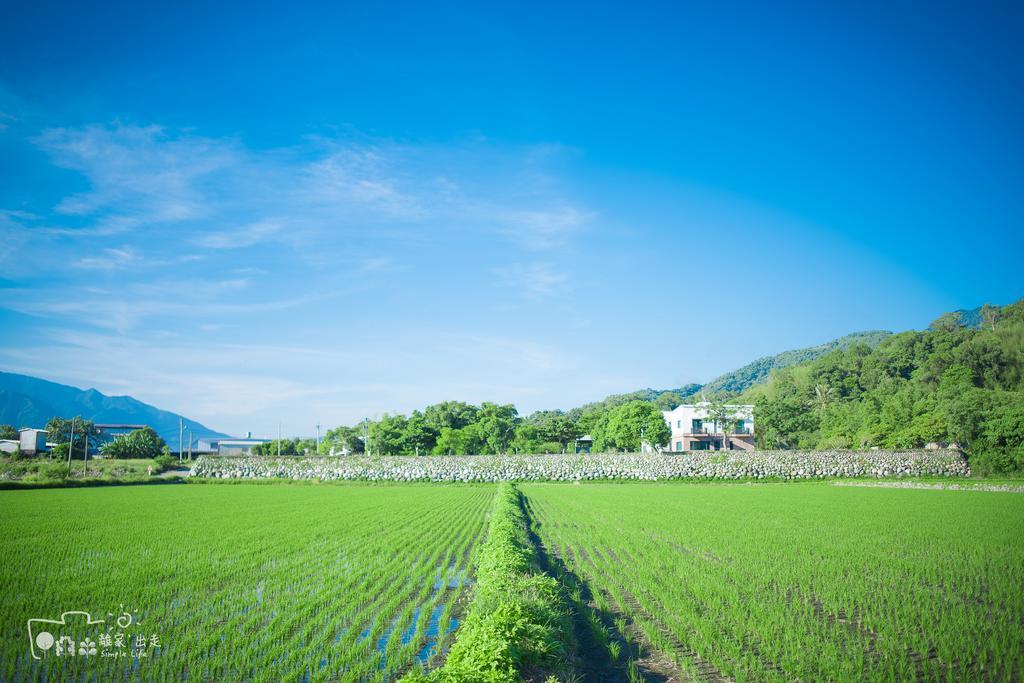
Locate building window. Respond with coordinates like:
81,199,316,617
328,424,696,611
691,419,702,432
676,420,681,429
736,419,744,432
675,441,682,451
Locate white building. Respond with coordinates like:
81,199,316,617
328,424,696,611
195,437,272,456
662,403,755,452
19,428,48,456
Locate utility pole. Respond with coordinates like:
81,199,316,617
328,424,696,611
66,419,75,470
179,417,184,463
82,420,89,475
316,423,321,455
278,422,281,458
186,428,193,460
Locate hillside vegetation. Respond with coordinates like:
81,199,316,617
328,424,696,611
747,300,1023,474
701,330,892,395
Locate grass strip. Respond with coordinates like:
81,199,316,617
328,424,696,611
406,483,576,682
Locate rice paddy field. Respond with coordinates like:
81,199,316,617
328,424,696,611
2,480,1022,682
522,482,1024,682
0,484,492,681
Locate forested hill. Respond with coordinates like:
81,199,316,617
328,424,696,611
743,299,1023,474
591,332,893,412
700,331,892,395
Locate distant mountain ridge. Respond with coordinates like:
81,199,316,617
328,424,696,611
700,330,893,395
0,371,228,448
603,330,894,409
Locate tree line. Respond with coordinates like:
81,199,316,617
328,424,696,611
321,399,672,456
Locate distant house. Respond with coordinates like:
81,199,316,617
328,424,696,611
95,424,147,439
574,435,593,454
662,404,755,452
195,437,272,456
0,440,19,454
19,428,48,456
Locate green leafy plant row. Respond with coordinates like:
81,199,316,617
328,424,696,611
407,483,576,682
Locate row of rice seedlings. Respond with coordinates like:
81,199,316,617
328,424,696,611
0,483,495,681
522,482,1024,682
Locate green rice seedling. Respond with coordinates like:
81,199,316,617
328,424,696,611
626,658,644,683
0,483,494,681
521,481,1024,682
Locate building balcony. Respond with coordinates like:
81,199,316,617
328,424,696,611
682,427,754,437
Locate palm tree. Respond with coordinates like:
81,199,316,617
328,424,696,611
813,383,835,414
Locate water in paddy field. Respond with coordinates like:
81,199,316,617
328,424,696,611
416,607,459,665
370,565,469,671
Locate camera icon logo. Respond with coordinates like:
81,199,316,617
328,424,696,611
27,611,106,660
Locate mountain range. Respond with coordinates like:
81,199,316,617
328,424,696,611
0,372,228,447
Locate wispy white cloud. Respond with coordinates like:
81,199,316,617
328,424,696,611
193,219,283,249
76,246,138,270
499,205,594,250
35,124,238,222
494,261,570,299
1,121,597,327
26,123,592,251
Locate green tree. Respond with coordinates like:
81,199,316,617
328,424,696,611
402,411,439,455
980,303,999,331
321,426,365,454
703,398,748,448
812,383,835,414
432,427,467,455
929,311,962,333
0,424,17,440
525,411,578,450
423,401,479,432
594,401,670,452
474,402,519,454
100,427,166,459
368,414,410,455
45,416,101,457
510,424,543,454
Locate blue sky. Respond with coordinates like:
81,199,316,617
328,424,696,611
1,0,1022,437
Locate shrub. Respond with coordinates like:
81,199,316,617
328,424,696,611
42,462,70,480
818,435,853,450
153,454,176,474
968,446,1024,476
